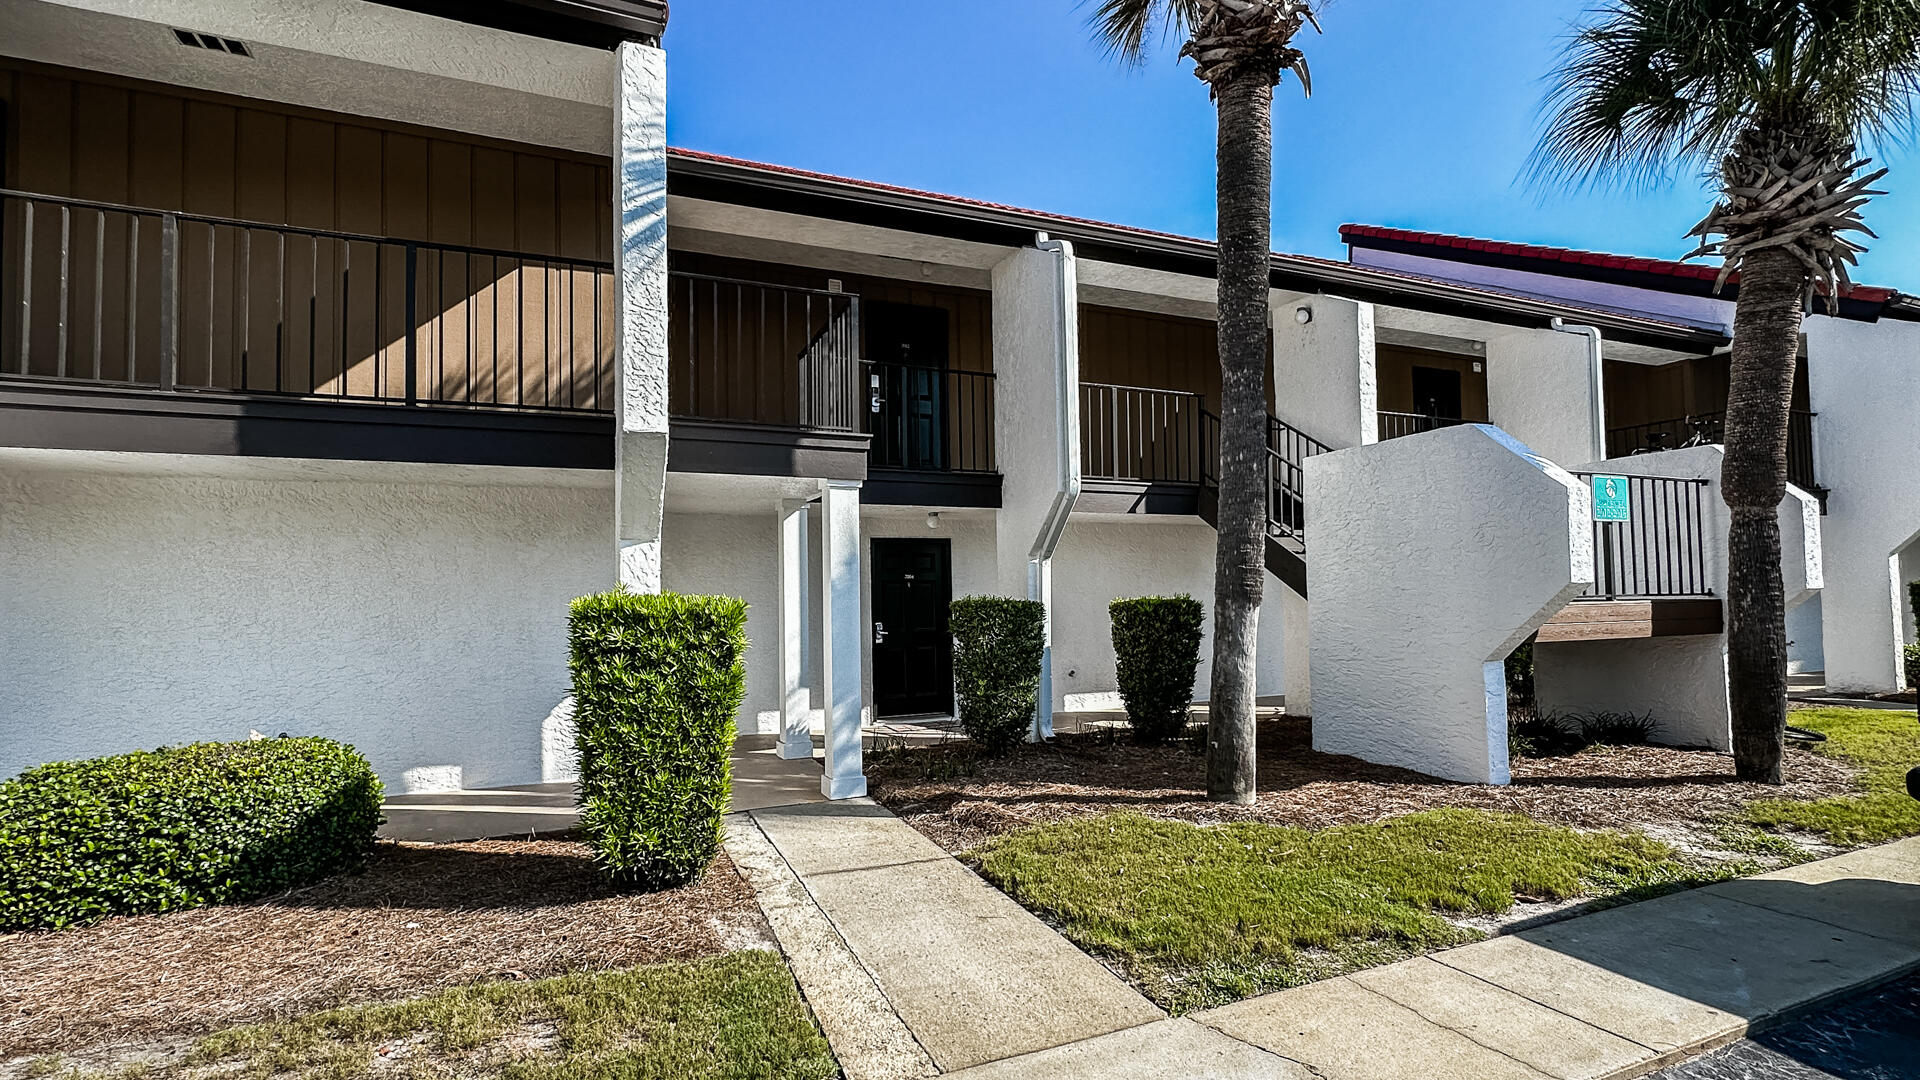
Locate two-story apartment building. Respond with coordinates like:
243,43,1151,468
3,0,1911,798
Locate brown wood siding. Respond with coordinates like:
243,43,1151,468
1079,305,1221,402
2,61,613,408
1604,354,1810,433
1376,344,1489,421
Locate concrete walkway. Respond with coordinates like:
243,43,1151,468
732,801,1920,1080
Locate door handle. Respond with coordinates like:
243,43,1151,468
873,621,888,644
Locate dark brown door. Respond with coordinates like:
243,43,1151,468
871,538,953,717
866,302,949,470
1411,365,1464,422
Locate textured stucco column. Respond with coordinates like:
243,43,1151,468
1535,445,1820,751
612,41,668,591
1271,294,1376,449
1806,316,1920,692
776,498,814,760
818,479,866,799
1308,425,1593,784
992,242,1079,736
1485,327,1598,468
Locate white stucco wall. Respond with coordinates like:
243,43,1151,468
1485,327,1601,468
1049,517,1288,714
1307,425,1592,784
0,452,607,792
991,245,1077,598
1271,295,1376,448
1805,316,1920,692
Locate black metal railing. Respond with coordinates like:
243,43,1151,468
668,271,860,431
1377,409,1470,441
1571,471,1714,599
2,190,867,433
862,362,995,473
2,188,616,412
1200,411,1331,544
1605,410,1818,492
1079,381,1208,482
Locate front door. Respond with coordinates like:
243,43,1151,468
1410,365,1464,423
871,538,953,717
866,302,950,470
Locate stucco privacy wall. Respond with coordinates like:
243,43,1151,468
0,453,606,791
1308,425,1592,784
1485,327,1600,468
1536,445,1820,751
1806,316,1920,692
1051,517,1289,713
1271,294,1376,448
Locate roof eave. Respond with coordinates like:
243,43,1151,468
367,0,666,49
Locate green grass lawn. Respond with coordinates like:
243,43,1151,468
33,950,837,1080
1749,707,1920,846
971,808,1709,1013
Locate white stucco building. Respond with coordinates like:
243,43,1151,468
3,0,1913,797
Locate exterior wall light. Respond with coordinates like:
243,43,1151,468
1295,306,1313,324
927,512,940,530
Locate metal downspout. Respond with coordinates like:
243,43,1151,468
1551,317,1608,463
1029,235,1080,740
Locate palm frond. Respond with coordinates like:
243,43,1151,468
1085,0,1204,64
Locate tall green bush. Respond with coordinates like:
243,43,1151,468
1110,595,1205,743
1908,582,1920,689
569,589,747,889
0,737,382,931
950,596,1045,755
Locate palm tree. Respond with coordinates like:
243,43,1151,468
1089,0,1320,804
1533,0,1920,783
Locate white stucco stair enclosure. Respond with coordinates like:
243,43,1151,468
1306,424,1594,785
1534,445,1824,752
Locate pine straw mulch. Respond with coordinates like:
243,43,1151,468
867,717,1861,857
0,838,772,1059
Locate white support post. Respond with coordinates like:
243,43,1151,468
818,479,867,799
612,41,668,591
777,498,813,760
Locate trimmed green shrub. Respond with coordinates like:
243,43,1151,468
569,589,747,889
0,737,382,931
1110,595,1205,743
950,596,1046,755
1904,643,1919,690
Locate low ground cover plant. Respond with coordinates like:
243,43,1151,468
950,596,1045,754
1110,595,1204,743
0,737,382,932
1748,707,1920,845
972,808,1699,1012
569,589,748,889
26,950,837,1080
1509,710,1660,757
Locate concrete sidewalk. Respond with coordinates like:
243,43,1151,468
731,797,1920,1080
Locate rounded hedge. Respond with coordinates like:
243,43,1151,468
569,589,748,890
1109,595,1205,743
950,596,1046,755
0,737,384,931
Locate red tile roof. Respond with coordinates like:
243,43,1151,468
1339,224,1896,304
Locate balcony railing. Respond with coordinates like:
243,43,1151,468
668,271,860,431
3,190,865,434
1201,412,1331,544
1079,381,1208,483
863,362,995,473
1571,471,1714,600
1377,410,1469,441
1606,410,1818,492
2,188,616,412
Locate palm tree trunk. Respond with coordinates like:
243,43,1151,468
1722,244,1802,784
1206,71,1274,806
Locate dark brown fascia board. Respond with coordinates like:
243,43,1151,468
666,153,1728,353
368,0,666,49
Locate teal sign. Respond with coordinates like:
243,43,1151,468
1591,475,1632,522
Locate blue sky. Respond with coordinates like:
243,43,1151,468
665,0,1919,289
